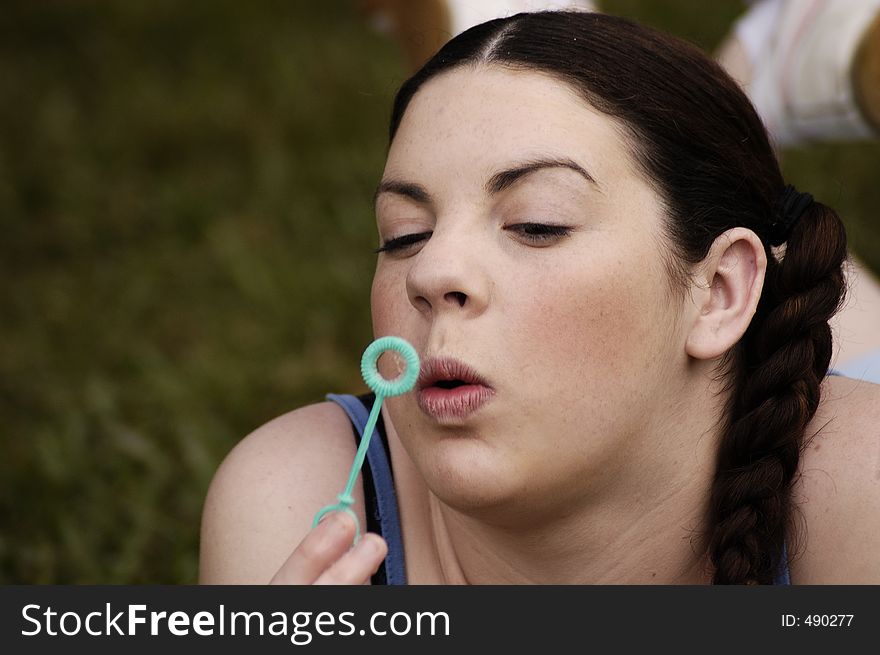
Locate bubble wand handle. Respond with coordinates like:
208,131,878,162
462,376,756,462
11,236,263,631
311,336,419,543
341,398,383,500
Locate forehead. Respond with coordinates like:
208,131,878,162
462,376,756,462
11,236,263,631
385,65,639,186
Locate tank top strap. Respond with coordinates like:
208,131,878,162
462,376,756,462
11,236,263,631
773,541,791,586
326,393,407,585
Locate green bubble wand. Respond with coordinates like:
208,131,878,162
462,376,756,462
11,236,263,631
312,336,420,543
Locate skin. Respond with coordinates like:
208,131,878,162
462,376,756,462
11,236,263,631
198,65,880,586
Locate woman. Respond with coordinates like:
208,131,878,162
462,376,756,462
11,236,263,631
199,12,880,585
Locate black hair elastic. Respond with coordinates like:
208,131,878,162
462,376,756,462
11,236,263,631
768,184,814,246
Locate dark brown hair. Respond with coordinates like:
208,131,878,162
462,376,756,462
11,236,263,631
387,11,848,584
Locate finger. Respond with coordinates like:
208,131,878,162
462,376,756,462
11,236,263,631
269,511,357,585
313,533,388,585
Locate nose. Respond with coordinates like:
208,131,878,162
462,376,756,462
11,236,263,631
405,227,490,319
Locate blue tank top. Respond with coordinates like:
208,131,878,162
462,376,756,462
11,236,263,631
326,392,792,585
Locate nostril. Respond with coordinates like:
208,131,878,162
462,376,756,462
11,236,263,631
445,291,467,307
411,294,432,313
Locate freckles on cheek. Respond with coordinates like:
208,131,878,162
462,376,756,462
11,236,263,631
371,270,411,334
509,270,652,378
370,275,395,332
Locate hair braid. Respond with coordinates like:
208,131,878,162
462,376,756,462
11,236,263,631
709,201,848,584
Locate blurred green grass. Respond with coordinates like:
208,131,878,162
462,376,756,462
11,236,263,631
1,1,877,583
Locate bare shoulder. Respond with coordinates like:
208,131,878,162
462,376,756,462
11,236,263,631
791,375,880,583
198,401,364,584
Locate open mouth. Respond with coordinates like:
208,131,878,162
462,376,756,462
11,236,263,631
417,356,491,391
432,379,468,390
416,356,495,420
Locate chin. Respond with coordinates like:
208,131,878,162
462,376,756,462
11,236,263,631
418,439,529,515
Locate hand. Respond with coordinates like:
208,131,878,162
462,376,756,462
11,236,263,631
269,511,388,585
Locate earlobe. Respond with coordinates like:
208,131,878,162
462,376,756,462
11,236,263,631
685,228,767,361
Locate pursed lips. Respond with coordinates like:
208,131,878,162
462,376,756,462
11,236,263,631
416,355,495,421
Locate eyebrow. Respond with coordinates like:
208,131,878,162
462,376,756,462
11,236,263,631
486,157,599,194
373,156,600,209
373,180,431,209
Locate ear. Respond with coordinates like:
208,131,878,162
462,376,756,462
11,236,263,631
685,228,767,360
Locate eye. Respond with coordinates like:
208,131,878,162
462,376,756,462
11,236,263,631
506,222,573,245
373,231,432,254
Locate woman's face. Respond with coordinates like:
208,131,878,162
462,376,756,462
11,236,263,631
372,66,691,516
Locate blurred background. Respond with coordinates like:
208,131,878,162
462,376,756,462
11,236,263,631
1,0,877,584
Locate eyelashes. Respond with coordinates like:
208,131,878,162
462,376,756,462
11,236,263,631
374,223,573,254
373,231,433,254
509,222,573,243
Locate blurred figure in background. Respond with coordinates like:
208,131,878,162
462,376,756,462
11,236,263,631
361,0,879,142
356,0,596,70
717,0,880,146
360,0,880,383
716,0,880,382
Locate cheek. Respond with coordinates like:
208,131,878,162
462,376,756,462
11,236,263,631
370,272,412,382
370,265,405,334
504,253,667,393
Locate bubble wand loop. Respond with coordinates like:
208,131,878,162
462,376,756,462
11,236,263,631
312,336,419,543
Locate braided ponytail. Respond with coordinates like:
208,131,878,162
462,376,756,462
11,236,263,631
708,200,848,584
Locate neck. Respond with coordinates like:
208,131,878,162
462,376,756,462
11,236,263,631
423,467,715,584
